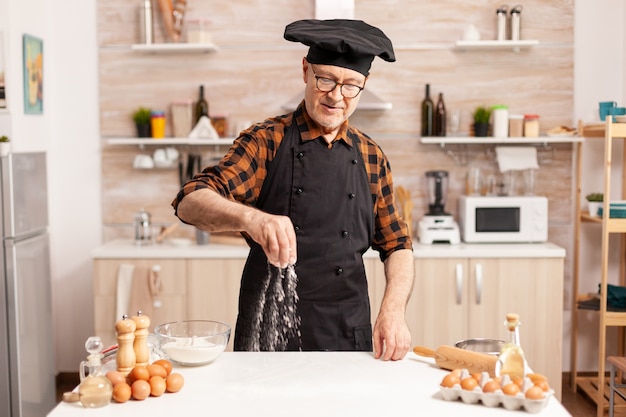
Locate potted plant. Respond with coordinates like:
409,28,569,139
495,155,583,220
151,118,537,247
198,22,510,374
472,106,492,137
132,107,152,138
0,135,10,157
586,192,603,217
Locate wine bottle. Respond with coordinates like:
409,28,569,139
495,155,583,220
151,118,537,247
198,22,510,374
194,85,209,124
421,84,434,137
435,92,446,137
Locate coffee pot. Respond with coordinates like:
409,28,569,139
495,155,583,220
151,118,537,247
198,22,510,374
134,208,152,245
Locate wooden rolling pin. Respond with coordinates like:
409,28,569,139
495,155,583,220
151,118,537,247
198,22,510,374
413,345,498,376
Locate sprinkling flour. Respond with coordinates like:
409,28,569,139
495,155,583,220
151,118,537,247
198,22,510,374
247,263,301,351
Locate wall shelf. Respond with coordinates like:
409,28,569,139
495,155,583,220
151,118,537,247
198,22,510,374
420,135,583,145
454,40,539,51
105,137,234,146
130,43,218,54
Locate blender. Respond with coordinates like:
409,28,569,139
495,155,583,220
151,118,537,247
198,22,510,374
418,170,460,244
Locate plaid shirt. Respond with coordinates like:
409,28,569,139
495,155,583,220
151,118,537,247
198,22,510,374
172,102,412,261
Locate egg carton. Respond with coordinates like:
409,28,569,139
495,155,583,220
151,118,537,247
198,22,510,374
439,370,554,414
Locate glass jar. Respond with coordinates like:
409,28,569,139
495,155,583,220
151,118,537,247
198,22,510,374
523,114,540,137
186,18,212,43
508,114,524,137
170,100,193,138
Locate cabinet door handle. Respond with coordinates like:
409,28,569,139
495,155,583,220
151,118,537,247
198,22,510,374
455,263,463,305
475,263,483,305
150,264,163,308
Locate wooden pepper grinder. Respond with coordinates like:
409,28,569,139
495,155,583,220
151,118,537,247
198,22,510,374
131,310,150,367
115,314,136,375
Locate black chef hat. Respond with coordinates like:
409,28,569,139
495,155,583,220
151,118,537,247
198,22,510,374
284,19,395,76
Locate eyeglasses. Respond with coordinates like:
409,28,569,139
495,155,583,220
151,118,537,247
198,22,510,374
310,65,365,99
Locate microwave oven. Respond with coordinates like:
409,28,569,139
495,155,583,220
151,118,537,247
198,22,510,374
458,195,548,243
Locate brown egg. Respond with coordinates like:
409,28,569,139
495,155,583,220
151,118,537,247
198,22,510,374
512,376,524,388
527,373,547,384
166,373,185,393
471,372,482,381
147,364,167,379
128,366,150,383
105,371,127,387
440,373,461,388
112,382,132,403
149,376,167,397
502,382,521,396
131,379,151,401
534,380,551,392
525,385,545,400
450,368,463,378
461,376,478,391
153,359,173,376
482,379,501,393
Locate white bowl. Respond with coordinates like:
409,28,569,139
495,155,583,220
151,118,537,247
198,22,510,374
154,320,231,366
616,115,626,123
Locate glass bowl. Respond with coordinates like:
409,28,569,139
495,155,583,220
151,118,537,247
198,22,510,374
153,320,231,366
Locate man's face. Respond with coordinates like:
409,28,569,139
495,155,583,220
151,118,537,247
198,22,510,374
302,58,367,135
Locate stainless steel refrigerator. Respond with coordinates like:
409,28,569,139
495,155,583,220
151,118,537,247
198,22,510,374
0,152,55,417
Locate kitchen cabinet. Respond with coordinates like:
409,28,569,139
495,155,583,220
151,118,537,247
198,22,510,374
409,256,564,400
93,258,188,347
364,257,386,325
187,258,247,352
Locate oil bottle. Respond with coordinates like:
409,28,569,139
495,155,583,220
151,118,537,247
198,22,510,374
78,336,112,408
497,313,527,380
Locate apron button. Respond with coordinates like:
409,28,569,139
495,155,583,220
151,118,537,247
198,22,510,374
297,152,305,158
348,193,356,199
342,230,349,237
352,159,358,165
294,225,301,232
296,188,303,194
336,267,343,275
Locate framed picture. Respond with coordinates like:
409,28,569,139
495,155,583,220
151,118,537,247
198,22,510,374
22,34,43,114
0,31,6,109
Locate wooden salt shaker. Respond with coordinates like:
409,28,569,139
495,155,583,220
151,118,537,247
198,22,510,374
131,310,150,367
115,314,136,375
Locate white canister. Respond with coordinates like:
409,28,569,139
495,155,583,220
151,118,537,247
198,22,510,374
496,5,509,41
510,5,523,41
492,105,509,138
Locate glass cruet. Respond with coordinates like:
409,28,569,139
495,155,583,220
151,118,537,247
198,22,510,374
78,336,112,408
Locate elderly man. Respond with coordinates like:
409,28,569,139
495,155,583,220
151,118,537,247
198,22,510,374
173,19,414,360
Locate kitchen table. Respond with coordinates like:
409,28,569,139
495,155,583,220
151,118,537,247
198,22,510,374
47,352,571,416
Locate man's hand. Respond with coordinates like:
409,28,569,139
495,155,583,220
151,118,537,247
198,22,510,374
246,210,297,268
373,309,411,360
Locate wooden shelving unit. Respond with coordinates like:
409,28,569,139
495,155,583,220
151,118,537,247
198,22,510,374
571,119,626,417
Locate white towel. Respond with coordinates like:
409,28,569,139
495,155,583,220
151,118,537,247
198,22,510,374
495,146,539,172
115,263,135,321
188,115,219,139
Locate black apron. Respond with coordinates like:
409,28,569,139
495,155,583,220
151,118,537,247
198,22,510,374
234,117,375,351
